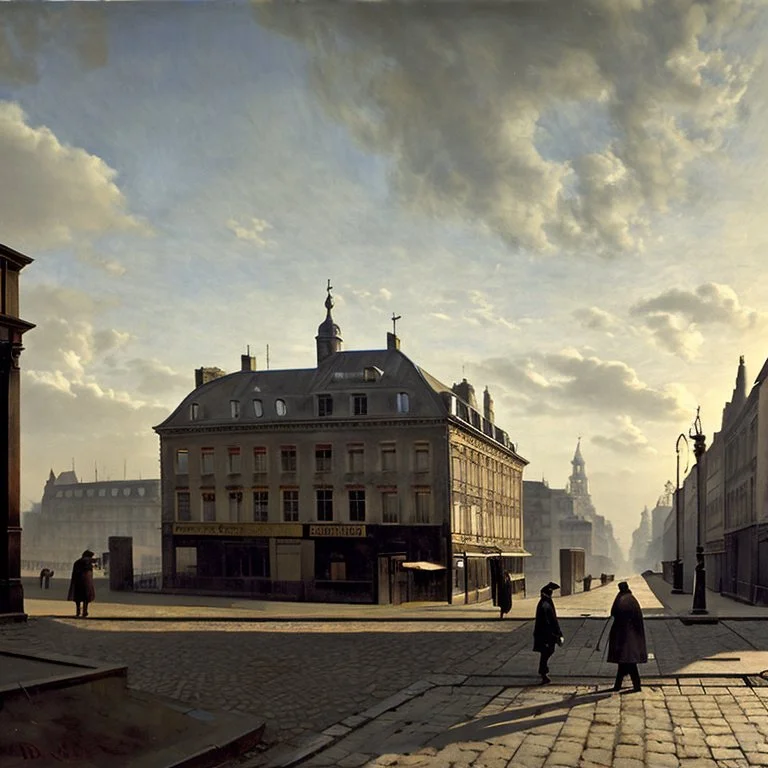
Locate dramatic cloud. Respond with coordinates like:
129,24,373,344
259,0,755,255
629,282,762,358
476,349,691,421
0,5,108,85
226,216,273,247
591,415,658,455
573,306,620,333
630,282,763,328
0,101,147,250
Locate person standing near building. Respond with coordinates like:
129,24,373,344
499,572,513,619
533,582,563,684
608,581,647,693
67,550,96,618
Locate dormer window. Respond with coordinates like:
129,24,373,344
253,399,263,418
318,394,333,417
189,402,200,420
396,392,410,413
230,400,240,419
275,399,287,416
363,366,383,382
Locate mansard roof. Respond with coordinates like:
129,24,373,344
154,348,452,431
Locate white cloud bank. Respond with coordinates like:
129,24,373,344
0,101,147,250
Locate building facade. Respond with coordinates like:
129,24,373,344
0,243,34,618
22,471,162,575
155,288,529,604
522,480,574,593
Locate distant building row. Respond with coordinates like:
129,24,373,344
662,355,768,604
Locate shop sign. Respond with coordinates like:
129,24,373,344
172,522,302,538
309,524,366,538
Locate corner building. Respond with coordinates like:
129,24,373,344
155,287,529,604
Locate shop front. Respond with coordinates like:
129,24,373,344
452,541,530,604
372,525,445,604
165,522,449,604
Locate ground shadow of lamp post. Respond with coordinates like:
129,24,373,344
690,407,708,615
672,433,688,594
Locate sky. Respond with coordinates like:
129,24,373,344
3,0,768,556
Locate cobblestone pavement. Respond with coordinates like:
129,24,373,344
295,678,768,768
4,613,768,761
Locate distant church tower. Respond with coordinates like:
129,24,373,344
568,438,589,498
567,438,594,518
316,280,343,365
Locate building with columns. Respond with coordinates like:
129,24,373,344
155,286,529,604
0,243,34,619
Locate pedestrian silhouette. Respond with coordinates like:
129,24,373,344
533,581,563,684
67,550,96,618
608,581,647,692
499,572,513,619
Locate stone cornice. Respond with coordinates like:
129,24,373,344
156,417,448,437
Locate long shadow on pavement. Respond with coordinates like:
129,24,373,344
428,689,614,748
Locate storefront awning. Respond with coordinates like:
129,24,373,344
499,550,532,558
401,561,446,571
455,543,500,558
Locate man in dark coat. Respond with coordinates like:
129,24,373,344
67,550,96,618
608,581,647,692
499,572,513,619
533,582,563,684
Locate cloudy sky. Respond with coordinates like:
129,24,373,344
3,0,768,554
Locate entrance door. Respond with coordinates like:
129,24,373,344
378,556,391,605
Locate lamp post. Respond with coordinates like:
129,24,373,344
672,433,688,594
690,407,708,615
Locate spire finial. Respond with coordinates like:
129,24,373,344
391,312,401,336
325,279,334,311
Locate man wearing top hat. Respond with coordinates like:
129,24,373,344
533,582,563,684
67,549,97,618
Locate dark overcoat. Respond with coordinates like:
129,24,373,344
607,591,647,664
67,557,96,603
533,594,562,652
499,574,513,616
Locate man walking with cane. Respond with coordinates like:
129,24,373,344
533,582,563,684
608,581,647,693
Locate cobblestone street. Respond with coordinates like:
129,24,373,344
297,679,768,768
5,610,768,764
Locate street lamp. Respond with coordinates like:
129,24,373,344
672,433,688,594
690,407,708,615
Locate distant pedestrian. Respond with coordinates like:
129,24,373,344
533,582,563,684
499,572,513,619
39,568,50,589
67,550,96,618
608,581,647,693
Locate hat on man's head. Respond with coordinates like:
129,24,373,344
541,581,560,593
82,549,95,558
618,581,630,592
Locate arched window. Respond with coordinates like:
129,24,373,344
230,400,240,419
189,402,200,420
396,392,410,413
253,399,264,418
275,399,287,416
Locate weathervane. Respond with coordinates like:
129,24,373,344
392,312,402,336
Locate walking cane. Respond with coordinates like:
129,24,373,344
595,617,611,652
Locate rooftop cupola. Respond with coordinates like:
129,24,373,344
316,279,343,365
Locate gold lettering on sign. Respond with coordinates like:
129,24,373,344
172,522,302,538
309,524,367,538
